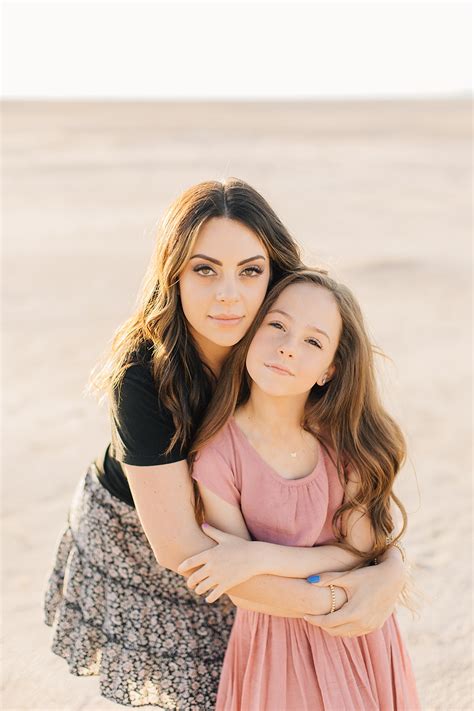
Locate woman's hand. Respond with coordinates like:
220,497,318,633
304,555,408,637
177,524,259,603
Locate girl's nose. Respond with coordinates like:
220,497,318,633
279,344,295,358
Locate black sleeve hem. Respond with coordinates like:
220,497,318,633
115,452,187,467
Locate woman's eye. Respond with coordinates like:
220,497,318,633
307,338,322,349
193,265,216,276
241,266,264,277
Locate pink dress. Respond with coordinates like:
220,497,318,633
192,417,420,711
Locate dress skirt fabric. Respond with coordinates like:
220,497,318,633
43,463,235,709
216,608,420,711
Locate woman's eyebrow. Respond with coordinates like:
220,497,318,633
267,308,331,342
189,254,266,266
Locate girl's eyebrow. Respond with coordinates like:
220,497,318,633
267,308,331,342
190,254,266,266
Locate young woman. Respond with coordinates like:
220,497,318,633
44,179,410,709
188,270,420,710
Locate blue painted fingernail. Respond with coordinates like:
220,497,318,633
307,574,320,583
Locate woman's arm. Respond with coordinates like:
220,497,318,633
303,480,410,635
125,460,216,570
125,463,342,617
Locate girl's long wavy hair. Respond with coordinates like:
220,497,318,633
87,178,303,454
189,269,408,565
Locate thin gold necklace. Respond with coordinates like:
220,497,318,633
239,411,311,459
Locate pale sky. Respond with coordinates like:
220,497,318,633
1,0,471,98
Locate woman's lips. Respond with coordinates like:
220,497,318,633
264,362,295,376
208,315,244,327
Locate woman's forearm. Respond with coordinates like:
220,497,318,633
228,595,308,618
226,574,346,617
252,541,363,578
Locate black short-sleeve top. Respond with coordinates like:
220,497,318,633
95,341,187,507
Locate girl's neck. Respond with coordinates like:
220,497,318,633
236,385,308,439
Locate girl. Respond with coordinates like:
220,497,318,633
44,179,410,709
188,269,420,710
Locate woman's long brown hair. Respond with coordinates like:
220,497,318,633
189,269,408,565
87,178,303,454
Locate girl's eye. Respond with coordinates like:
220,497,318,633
193,265,216,276
241,266,264,277
307,338,322,349
268,321,285,330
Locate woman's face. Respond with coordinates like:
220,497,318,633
246,282,343,398
179,217,271,349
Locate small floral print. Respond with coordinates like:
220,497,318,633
44,466,235,708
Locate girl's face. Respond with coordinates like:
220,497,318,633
179,217,271,348
246,282,343,397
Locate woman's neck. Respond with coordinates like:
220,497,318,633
237,384,308,439
190,327,232,379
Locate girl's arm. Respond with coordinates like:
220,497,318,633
225,539,362,579
125,462,342,618
240,459,389,578
178,476,367,594
175,481,347,615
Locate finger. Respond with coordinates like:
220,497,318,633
195,578,215,595
186,567,210,590
303,616,362,637
201,523,229,542
177,552,208,574
205,586,225,603
303,608,354,629
318,624,368,638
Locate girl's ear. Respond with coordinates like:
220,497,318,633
321,364,336,385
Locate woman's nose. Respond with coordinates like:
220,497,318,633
216,279,240,303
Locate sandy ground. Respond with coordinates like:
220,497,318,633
1,100,472,710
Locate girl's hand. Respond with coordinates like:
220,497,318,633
177,524,258,603
304,557,408,637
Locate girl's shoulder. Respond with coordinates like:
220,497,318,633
198,419,238,464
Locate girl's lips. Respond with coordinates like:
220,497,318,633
264,362,294,376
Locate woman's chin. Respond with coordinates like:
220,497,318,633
208,331,247,348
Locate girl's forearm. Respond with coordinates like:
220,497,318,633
226,574,345,617
252,541,363,578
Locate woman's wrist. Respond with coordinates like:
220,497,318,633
306,584,348,615
376,545,409,590
379,543,407,569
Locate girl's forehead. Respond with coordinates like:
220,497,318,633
270,282,342,339
273,282,334,310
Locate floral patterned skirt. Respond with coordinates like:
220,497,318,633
43,463,236,709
